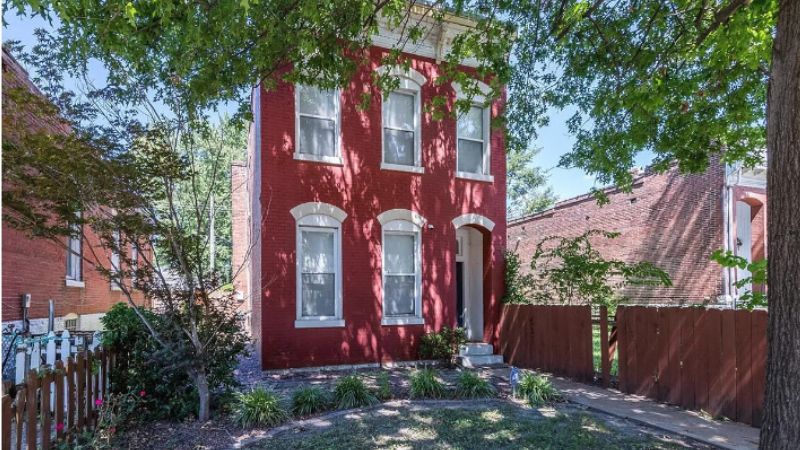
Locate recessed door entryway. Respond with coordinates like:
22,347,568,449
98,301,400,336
455,227,483,341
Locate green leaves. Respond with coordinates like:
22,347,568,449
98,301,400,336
710,249,767,310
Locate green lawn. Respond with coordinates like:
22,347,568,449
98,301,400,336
592,324,619,377
254,402,682,449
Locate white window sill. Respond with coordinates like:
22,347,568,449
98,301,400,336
111,285,122,291
293,153,343,166
381,163,424,174
382,317,424,326
295,319,345,329
65,279,85,288
456,171,494,183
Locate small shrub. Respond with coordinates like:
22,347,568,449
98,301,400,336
409,368,446,399
515,372,562,407
455,371,495,399
334,375,378,409
418,327,467,364
375,372,392,401
291,386,332,416
234,387,289,427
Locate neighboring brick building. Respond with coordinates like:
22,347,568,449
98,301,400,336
230,161,251,333
239,9,507,369
2,48,147,334
508,158,767,305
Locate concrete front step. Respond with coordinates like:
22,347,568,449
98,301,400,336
458,354,504,368
459,343,494,357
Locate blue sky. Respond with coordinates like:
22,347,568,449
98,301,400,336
3,12,635,201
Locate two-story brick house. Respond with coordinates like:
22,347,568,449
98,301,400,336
240,12,507,369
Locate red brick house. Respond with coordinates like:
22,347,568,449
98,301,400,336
508,157,767,306
2,48,148,334
238,12,507,369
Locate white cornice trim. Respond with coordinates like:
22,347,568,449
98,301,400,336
452,213,495,232
290,202,347,223
377,209,428,228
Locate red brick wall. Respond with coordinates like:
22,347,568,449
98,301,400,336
231,161,251,321
256,46,506,369
508,160,727,304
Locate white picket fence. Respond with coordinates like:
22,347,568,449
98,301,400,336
12,330,102,385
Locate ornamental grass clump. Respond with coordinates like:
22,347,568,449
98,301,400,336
234,387,289,427
455,371,496,399
334,375,378,409
409,368,446,399
291,386,332,416
375,372,392,401
515,372,562,407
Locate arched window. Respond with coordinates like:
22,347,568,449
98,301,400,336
291,202,347,328
378,209,426,325
377,66,427,173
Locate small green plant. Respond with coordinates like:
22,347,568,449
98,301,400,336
409,368,446,399
515,372,562,407
710,249,767,310
291,386,332,416
334,375,378,409
375,372,392,401
234,387,289,427
418,327,467,364
455,371,496,399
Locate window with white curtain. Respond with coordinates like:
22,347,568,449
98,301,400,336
383,91,420,169
295,85,340,163
457,105,488,175
292,204,345,328
130,243,138,285
382,219,422,325
66,221,83,285
111,229,121,290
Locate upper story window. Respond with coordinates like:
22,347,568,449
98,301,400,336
130,243,139,285
295,85,342,165
377,209,427,326
290,202,347,328
379,66,426,174
111,229,122,291
66,219,83,287
453,81,494,183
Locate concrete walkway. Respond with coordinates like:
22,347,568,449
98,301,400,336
549,377,760,450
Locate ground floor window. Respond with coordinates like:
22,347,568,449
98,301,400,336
381,218,423,325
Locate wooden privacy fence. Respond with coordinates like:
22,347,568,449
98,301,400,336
1,348,114,450
616,306,766,426
499,305,594,381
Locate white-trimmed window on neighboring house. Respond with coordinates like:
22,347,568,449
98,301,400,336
295,85,341,165
291,202,346,328
453,81,493,182
66,220,84,287
378,209,426,326
380,67,426,173
130,243,138,286
111,229,122,291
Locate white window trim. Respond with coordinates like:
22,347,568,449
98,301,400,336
293,204,346,329
453,81,493,181
452,213,496,232
380,217,424,326
65,279,85,288
294,85,343,165
66,220,83,286
111,229,122,291
381,84,423,172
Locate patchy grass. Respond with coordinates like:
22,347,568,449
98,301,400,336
252,402,686,449
593,324,619,377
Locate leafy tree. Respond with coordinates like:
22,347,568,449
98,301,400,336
2,40,248,422
509,230,671,306
710,250,768,310
507,147,556,219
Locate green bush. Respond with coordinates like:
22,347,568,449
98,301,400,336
334,375,378,409
418,327,467,364
291,386,332,416
455,371,496,399
409,368,446,399
234,387,289,427
515,372,562,407
374,372,392,401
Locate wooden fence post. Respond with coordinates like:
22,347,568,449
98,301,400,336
600,306,610,388
40,370,52,450
25,370,37,450
66,357,76,434
53,360,65,443
2,395,11,450
14,388,25,450
75,353,85,430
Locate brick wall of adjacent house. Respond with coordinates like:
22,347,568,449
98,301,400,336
2,49,147,331
508,160,728,304
255,46,506,369
230,161,251,330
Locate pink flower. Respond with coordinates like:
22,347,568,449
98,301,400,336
55,423,65,433
139,390,146,397
95,398,103,407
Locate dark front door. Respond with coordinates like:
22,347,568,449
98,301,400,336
456,261,465,327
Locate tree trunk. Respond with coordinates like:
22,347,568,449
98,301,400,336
761,0,800,448
195,371,211,422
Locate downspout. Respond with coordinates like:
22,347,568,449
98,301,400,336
722,165,738,309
